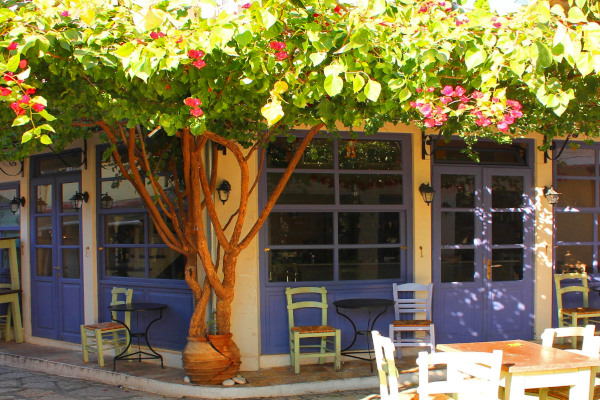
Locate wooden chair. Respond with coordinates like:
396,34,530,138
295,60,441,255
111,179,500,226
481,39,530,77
80,287,133,367
0,237,23,343
389,283,435,358
554,272,600,329
285,286,341,374
414,348,503,400
371,330,400,400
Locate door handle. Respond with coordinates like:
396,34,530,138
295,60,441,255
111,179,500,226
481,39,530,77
53,266,61,270
486,260,501,280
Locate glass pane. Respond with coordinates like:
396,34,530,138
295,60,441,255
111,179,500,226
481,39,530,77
61,216,80,245
557,179,595,208
491,249,523,281
492,176,523,208
556,148,595,176
36,217,52,245
441,249,474,282
61,249,80,279
148,247,185,280
339,248,400,280
62,182,79,212
100,148,129,179
492,212,523,245
105,214,145,244
268,173,335,205
338,140,402,170
267,138,333,169
36,185,52,214
37,152,82,175
441,212,474,245
105,247,145,278
268,249,333,282
339,174,402,205
338,212,400,245
149,217,176,245
433,140,527,165
36,248,52,277
555,245,593,274
556,213,593,243
0,209,19,227
269,213,333,245
101,180,143,209
440,175,475,208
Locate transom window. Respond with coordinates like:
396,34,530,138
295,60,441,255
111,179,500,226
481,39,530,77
263,133,409,283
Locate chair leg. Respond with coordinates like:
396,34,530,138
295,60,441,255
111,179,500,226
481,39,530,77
10,299,23,343
112,331,121,355
4,306,11,342
95,330,105,367
293,333,301,374
318,337,326,365
334,330,341,371
81,326,90,363
429,324,436,353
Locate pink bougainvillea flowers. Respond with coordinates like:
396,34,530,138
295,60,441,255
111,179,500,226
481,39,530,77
9,102,25,116
32,103,45,112
19,59,27,69
26,88,36,94
188,50,205,59
190,108,204,117
60,11,69,17
334,4,343,14
241,3,251,9
269,41,286,51
7,42,18,51
274,51,288,60
150,31,166,39
184,97,202,107
0,87,11,96
192,60,207,69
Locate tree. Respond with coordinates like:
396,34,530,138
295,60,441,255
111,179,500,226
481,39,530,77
1,0,600,343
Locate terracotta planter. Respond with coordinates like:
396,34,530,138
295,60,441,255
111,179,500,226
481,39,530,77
182,334,242,385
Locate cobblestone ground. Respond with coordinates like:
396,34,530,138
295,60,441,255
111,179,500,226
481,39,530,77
0,365,378,400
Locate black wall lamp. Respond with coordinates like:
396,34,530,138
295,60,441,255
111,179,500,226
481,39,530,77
70,191,89,210
544,186,560,205
9,196,25,214
419,183,435,206
216,180,231,204
100,193,114,209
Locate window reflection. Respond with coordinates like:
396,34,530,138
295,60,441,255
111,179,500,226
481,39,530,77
440,175,475,208
268,250,333,282
556,179,595,208
267,138,333,169
441,249,474,282
555,246,593,274
556,148,595,176
339,248,400,280
441,212,474,245
338,213,399,245
492,176,523,208
491,249,523,281
338,140,402,170
268,173,335,205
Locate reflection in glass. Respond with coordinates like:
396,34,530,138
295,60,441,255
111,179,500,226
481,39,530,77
441,212,474,245
37,152,82,175
556,148,595,176
269,213,333,245
492,176,523,208
36,217,52,245
555,245,593,274
268,173,335,204
148,248,185,279
268,249,333,282
267,138,333,169
492,212,523,245
36,248,52,277
338,140,402,170
491,249,523,281
440,175,475,208
0,209,19,227
149,217,176,245
556,213,593,243
339,174,402,205
339,248,400,280
105,247,145,278
338,213,399,245
101,180,144,209
37,185,52,213
556,179,595,208
61,249,80,279
62,182,79,211
61,216,80,245
105,214,144,244
441,249,474,282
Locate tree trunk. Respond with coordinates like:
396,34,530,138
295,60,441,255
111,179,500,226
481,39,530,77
216,253,236,334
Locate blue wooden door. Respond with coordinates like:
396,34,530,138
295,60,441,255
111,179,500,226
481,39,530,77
30,175,84,342
432,166,534,343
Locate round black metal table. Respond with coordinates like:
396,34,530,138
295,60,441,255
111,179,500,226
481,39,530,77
108,302,167,370
333,298,394,368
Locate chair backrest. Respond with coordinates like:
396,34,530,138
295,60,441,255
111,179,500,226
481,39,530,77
416,349,503,400
110,287,133,326
285,287,329,329
392,282,432,321
371,330,399,400
541,325,598,356
554,273,592,312
0,238,19,291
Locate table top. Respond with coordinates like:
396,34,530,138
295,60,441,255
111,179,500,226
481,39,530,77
437,340,600,373
333,298,395,309
109,302,168,312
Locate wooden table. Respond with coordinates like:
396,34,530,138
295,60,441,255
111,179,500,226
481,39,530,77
437,340,600,400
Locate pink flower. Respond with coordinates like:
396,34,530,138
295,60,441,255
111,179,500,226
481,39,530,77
7,42,17,51
454,86,466,97
150,32,159,39
493,22,502,28
426,87,435,93
19,59,27,69
492,97,500,103
188,50,205,59
192,59,207,69
419,5,428,12
497,121,509,132
241,2,251,8
416,88,423,93
418,103,433,117
0,87,11,96
3,73,14,82
472,91,484,99
184,97,202,107
19,95,30,104
424,118,436,128
460,96,469,103
409,101,417,108
165,84,171,90
314,13,320,17
510,110,523,118
506,99,522,110
334,4,342,14
476,117,491,127
32,103,45,112
26,88,36,94
440,96,452,104
9,102,24,116
457,103,467,110
269,41,286,51
175,37,183,43
275,51,288,60
190,107,204,117
503,115,515,124
441,85,455,96
61,11,69,17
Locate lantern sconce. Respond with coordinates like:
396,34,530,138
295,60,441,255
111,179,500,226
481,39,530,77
216,180,231,205
69,191,89,210
100,193,114,209
9,196,25,214
544,186,560,206
419,182,435,206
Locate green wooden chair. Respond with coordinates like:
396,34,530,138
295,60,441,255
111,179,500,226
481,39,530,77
285,286,341,374
80,287,133,367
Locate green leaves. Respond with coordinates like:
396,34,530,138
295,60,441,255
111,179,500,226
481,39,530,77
465,49,487,70
365,80,381,102
324,75,343,96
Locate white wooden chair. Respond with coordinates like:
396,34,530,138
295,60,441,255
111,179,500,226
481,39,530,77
389,283,435,358
415,348,503,400
80,287,133,367
371,330,400,400
0,237,23,343
554,273,600,329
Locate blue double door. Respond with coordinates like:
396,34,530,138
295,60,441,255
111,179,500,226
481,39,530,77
432,166,535,343
30,174,84,342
